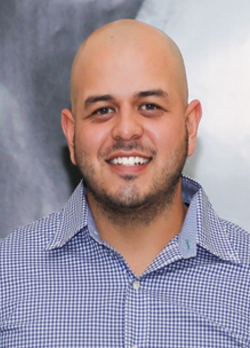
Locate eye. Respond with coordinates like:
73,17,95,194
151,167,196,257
138,102,165,118
94,107,114,115
140,103,160,111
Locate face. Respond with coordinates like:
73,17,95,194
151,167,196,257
62,40,201,217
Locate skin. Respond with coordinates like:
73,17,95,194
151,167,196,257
62,19,202,276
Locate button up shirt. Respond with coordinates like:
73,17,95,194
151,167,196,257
1,176,250,347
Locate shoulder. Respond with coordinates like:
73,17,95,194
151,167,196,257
222,218,250,263
0,210,65,307
0,209,63,257
0,181,87,260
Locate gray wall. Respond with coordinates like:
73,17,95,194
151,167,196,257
1,0,250,236
137,0,250,231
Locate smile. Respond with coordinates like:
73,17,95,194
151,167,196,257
109,156,151,166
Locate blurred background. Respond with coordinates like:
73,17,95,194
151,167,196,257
1,0,250,237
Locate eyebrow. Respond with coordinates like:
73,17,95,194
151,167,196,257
83,89,169,108
84,94,114,108
135,89,169,100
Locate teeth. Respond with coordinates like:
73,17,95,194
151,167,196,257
110,156,150,166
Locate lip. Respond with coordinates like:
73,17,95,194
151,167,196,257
106,151,152,162
105,152,153,174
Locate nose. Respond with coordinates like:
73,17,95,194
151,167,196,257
111,108,144,141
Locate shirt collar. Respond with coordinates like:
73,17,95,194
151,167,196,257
180,176,241,264
46,181,88,251
46,176,241,264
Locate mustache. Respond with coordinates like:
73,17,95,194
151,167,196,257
100,141,156,158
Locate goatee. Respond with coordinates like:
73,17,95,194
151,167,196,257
75,134,188,226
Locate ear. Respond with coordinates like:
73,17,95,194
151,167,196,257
185,100,202,157
61,108,76,165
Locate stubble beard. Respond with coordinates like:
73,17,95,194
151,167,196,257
75,134,188,226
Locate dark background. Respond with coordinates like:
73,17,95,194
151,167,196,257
0,0,144,236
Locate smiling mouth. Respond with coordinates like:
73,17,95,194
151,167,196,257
108,156,151,166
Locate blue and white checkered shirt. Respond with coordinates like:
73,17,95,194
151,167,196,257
1,176,250,347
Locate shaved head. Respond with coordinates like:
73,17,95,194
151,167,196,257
70,19,188,114
61,18,202,229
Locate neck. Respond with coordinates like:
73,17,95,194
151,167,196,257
87,183,187,276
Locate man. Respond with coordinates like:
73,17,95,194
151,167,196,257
1,19,249,347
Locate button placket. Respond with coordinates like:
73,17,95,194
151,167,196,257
124,277,150,348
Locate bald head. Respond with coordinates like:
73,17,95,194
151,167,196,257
70,19,188,114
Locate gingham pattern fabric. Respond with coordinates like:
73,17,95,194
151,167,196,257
1,176,250,347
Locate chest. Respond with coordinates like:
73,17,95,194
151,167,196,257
1,252,249,348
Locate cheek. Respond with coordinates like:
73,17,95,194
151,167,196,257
145,120,185,151
75,124,110,156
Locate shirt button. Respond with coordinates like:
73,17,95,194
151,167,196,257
132,280,140,291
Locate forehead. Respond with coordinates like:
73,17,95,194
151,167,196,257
75,43,177,100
